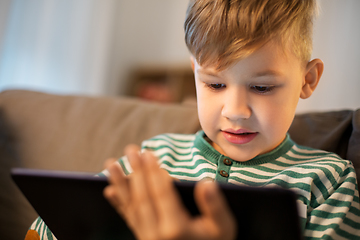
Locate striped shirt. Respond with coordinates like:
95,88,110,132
27,131,360,240
119,131,360,239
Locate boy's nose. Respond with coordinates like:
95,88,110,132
221,90,252,121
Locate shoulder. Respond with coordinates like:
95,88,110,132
289,143,351,165
287,143,356,180
285,144,358,209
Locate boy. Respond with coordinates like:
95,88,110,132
27,0,360,239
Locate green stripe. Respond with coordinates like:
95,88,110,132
350,205,360,216
229,168,335,196
118,157,130,175
267,178,311,192
269,158,317,167
229,176,312,191
154,153,196,163
156,152,215,165
145,146,194,156
167,168,217,178
228,176,265,186
46,226,54,240
230,169,274,180
290,147,330,157
156,151,203,161
344,216,360,230
156,153,193,162
161,159,215,170
322,199,353,208
306,222,339,231
96,172,106,177
354,194,359,203
336,186,355,196
268,162,345,188
313,178,330,199
276,156,347,171
145,143,192,150
41,220,46,240
311,209,346,219
34,217,42,230
314,229,360,240
148,134,195,143
242,165,283,173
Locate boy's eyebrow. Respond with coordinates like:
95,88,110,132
197,69,284,78
253,70,284,78
197,69,219,77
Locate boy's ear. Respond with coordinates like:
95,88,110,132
190,56,195,72
300,58,324,99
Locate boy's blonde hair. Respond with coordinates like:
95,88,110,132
184,0,318,70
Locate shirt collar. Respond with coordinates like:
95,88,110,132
194,130,294,166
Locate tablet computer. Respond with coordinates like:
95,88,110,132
11,168,302,240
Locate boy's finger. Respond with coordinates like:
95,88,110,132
107,160,127,187
104,158,117,170
194,181,237,240
142,151,188,222
103,185,122,211
105,161,130,210
125,146,159,234
125,144,151,218
103,158,118,178
124,144,142,171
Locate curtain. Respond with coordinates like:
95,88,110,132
0,0,117,95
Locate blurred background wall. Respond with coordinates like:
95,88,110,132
0,0,359,113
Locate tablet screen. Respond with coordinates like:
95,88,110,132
11,168,302,240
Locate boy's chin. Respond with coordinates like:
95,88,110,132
212,142,261,162
226,151,260,162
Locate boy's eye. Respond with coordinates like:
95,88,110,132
251,85,274,93
207,83,226,90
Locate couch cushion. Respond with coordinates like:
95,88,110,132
0,90,201,173
289,110,353,159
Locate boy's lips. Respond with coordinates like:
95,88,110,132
221,129,258,144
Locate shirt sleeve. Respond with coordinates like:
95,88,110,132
303,162,360,239
97,155,133,177
25,217,57,240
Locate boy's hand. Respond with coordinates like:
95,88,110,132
103,145,237,240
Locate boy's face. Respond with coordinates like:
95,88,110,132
192,41,311,162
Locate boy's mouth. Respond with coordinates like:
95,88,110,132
221,129,258,144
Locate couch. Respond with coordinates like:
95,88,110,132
0,90,359,240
